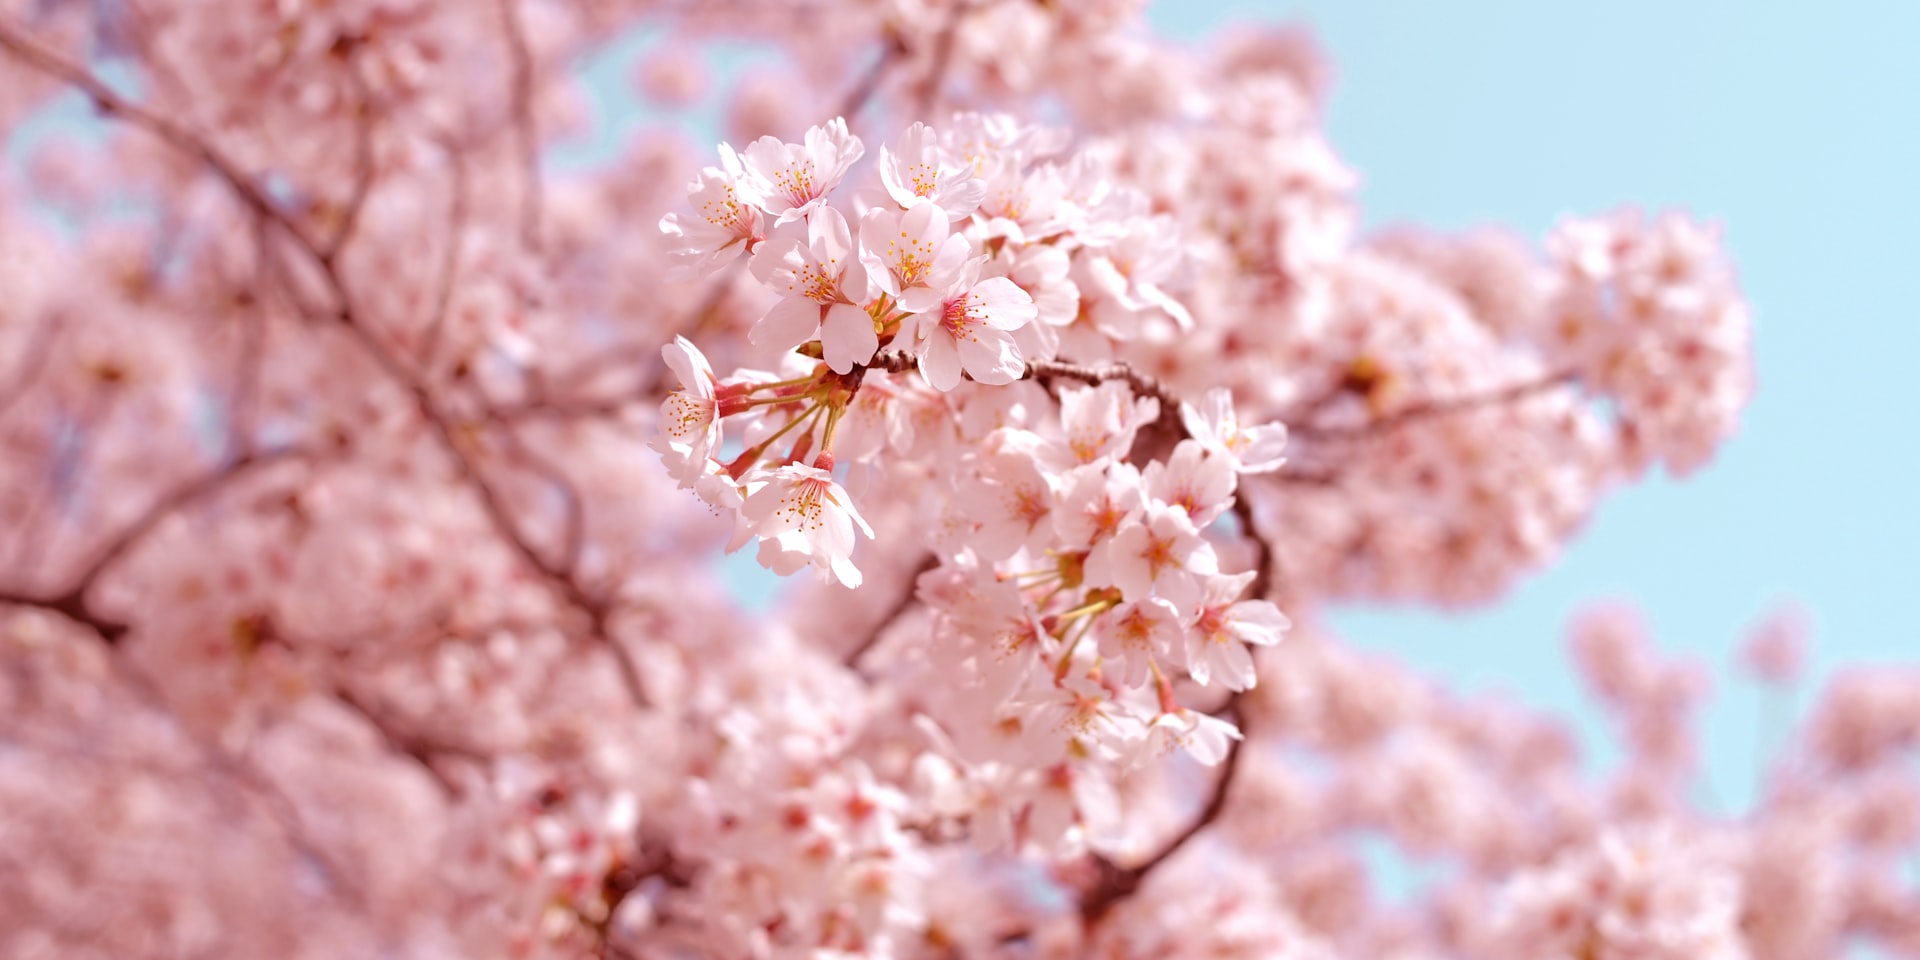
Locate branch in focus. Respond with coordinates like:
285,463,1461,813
1077,693,1247,924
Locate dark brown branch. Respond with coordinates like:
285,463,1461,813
331,313,647,703
1077,694,1247,925
1291,370,1578,442
71,449,306,602
227,218,274,457
869,350,1188,438
1231,498,1273,602
331,684,473,797
485,417,589,579
0,586,127,643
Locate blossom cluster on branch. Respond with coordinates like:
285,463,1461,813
1,1,1909,959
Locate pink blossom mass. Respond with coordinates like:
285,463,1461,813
0,2,1911,960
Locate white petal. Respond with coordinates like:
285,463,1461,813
751,297,822,352
821,302,878,374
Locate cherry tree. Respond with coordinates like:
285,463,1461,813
2,1,1915,958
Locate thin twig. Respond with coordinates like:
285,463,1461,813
1077,694,1246,924
226,217,274,458
486,418,589,579
497,0,543,251
0,586,127,643
1290,370,1578,442
322,59,379,265
330,684,474,797
0,18,320,259
0,28,648,707
419,143,469,368
844,553,939,668
0,449,306,645
913,0,972,120
837,30,906,123
69,449,306,602
1231,498,1273,602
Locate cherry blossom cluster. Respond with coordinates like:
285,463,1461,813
651,113,1222,590
6,1,1900,959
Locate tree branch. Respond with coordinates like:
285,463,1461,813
0,448,306,645
913,0,971,120
0,24,647,706
321,56,379,265
1076,693,1246,925
844,553,938,669
0,18,318,253
419,143,470,368
838,29,906,123
1290,370,1578,443
497,0,543,251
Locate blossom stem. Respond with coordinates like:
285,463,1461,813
727,401,823,476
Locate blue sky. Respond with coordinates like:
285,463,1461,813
1146,0,1920,810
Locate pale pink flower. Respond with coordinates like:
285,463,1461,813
1053,461,1144,551
1180,387,1289,474
1096,597,1182,688
1137,707,1242,766
858,199,971,313
940,111,1068,177
910,263,1036,392
957,434,1057,562
740,463,875,588
658,157,762,280
977,161,1070,245
649,336,724,485
1089,501,1218,611
1077,215,1194,334
998,244,1079,328
1012,675,1142,764
1142,439,1236,526
1045,381,1161,470
748,207,877,372
733,117,864,225
926,562,1049,701
1185,570,1287,691
879,121,986,219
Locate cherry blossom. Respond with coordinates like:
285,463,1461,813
733,117,865,225
741,461,875,587
857,199,970,313
1180,386,1289,474
748,206,878,372
909,266,1036,391
659,157,763,279
1185,570,1289,690
878,121,987,218
5,5,1873,960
